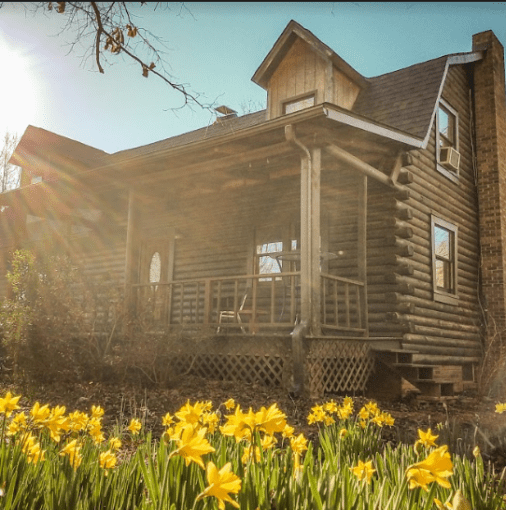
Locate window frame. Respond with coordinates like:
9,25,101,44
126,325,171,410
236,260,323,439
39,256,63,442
282,91,317,115
435,98,459,183
431,215,458,304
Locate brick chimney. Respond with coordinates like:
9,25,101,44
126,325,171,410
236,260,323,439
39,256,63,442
472,31,506,348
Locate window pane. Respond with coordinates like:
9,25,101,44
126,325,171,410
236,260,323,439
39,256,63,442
435,259,450,290
149,252,161,283
438,106,455,146
257,241,283,255
259,255,281,275
434,226,450,259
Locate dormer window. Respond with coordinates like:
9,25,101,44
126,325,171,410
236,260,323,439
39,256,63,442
283,93,315,115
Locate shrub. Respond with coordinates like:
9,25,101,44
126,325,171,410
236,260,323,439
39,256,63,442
0,249,124,383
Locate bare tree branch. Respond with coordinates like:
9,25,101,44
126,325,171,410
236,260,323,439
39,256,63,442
9,2,213,111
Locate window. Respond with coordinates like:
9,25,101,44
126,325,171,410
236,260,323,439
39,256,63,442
256,239,298,281
283,93,315,115
436,99,459,180
431,216,458,303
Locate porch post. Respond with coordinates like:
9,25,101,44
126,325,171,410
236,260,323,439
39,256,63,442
124,189,140,323
357,175,369,334
300,147,322,335
310,148,322,335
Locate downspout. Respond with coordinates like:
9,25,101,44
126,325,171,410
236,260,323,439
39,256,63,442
285,124,313,397
290,321,308,396
284,124,313,327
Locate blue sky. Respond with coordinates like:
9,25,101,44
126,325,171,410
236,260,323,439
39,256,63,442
0,2,505,154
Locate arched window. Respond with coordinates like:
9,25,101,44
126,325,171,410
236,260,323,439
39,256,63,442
149,252,161,284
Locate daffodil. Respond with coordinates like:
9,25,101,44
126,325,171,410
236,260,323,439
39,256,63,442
220,406,253,442
45,406,69,442
282,424,295,439
337,403,353,420
109,437,122,451
406,445,453,491
162,412,174,428
415,428,439,449
68,411,89,433
290,433,308,455
339,428,347,438
350,460,376,483
495,403,506,414
255,403,287,436
59,440,82,470
7,412,27,436
128,418,142,435
91,405,105,418
99,449,117,470
0,391,21,417
324,400,338,414
171,425,215,468
224,398,235,410
197,462,241,510
30,402,51,426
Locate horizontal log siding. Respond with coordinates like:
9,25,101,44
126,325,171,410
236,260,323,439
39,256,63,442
396,65,482,363
366,180,406,337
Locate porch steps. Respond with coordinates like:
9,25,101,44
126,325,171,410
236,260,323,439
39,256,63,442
370,349,458,398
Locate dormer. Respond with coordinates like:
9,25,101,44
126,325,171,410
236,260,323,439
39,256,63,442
252,20,368,120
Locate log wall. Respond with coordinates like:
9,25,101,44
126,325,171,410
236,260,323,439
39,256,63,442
378,64,483,363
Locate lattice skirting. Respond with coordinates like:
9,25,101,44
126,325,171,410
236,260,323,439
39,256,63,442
130,332,374,395
306,339,375,397
165,335,293,388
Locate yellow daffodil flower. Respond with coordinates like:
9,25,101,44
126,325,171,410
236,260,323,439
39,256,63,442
0,392,21,417
91,405,105,418
7,412,27,436
224,398,235,410
339,428,348,439
415,428,439,449
128,418,142,435
282,424,295,439
406,445,453,491
324,400,338,414
171,425,215,469
30,402,51,426
350,460,376,483
162,412,174,428
197,461,241,510
109,437,122,451
99,449,117,470
255,403,287,436
290,433,308,455
68,411,89,433
59,440,82,470
495,403,506,414
358,407,370,420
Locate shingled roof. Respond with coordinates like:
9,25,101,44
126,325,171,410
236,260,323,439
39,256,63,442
353,56,449,141
108,110,267,163
10,126,109,178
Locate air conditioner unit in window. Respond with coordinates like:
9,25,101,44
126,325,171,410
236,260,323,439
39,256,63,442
439,147,460,172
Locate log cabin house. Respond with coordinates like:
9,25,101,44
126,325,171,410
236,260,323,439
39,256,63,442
1,21,506,398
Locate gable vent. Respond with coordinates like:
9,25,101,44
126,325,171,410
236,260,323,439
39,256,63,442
440,147,460,172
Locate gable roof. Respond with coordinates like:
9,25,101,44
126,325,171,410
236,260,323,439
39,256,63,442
9,125,109,177
252,20,368,90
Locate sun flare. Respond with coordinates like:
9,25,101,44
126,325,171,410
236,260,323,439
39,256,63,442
0,38,39,136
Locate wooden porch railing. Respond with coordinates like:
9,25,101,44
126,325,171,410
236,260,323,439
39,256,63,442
320,273,367,334
131,272,366,334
